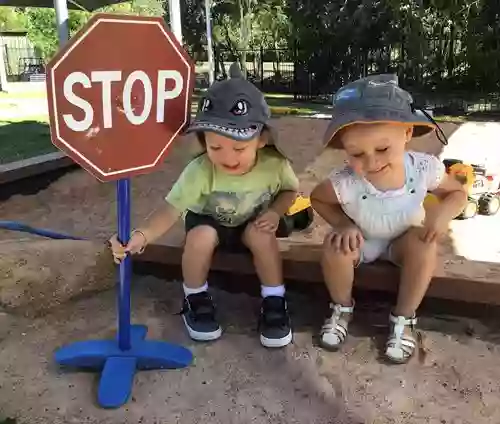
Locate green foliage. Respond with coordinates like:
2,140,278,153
0,6,26,31
23,8,90,61
15,1,165,62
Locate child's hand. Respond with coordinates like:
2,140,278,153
420,209,450,243
253,210,281,233
109,230,147,264
325,224,364,254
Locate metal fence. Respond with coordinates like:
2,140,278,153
1,32,45,82
3,45,45,82
211,48,296,94
204,47,500,115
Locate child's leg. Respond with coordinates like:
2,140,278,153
385,227,437,363
242,224,291,348
319,239,359,350
242,224,282,287
181,215,222,342
390,227,437,317
182,225,218,290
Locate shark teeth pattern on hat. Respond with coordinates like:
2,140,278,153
193,121,259,139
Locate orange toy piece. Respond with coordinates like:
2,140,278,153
448,162,474,191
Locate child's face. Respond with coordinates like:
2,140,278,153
205,132,265,175
340,123,413,183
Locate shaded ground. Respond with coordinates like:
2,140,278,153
1,276,500,423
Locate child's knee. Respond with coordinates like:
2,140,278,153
321,242,359,268
405,227,437,253
393,227,437,264
185,225,219,253
242,224,276,251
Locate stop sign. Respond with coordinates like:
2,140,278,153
46,13,195,182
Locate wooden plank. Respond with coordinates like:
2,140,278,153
0,152,76,185
135,241,500,306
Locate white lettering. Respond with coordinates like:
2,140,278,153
123,71,153,126
156,70,183,123
91,70,122,129
62,72,93,132
61,69,182,130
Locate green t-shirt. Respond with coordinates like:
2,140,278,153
165,148,299,227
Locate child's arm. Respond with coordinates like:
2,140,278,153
422,173,468,242
310,179,355,228
431,173,468,219
269,190,298,216
270,159,300,214
135,202,181,245
110,157,207,260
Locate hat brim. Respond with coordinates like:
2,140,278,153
323,108,436,149
187,119,289,160
186,116,263,142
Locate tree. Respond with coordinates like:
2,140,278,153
21,1,166,63
23,8,90,62
0,7,27,31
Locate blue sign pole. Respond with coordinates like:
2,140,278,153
54,179,194,408
117,178,132,351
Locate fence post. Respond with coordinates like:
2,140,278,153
0,43,9,92
293,41,298,101
260,46,264,90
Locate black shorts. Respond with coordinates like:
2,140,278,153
184,211,290,252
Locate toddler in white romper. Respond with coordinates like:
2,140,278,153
331,150,445,265
311,74,467,364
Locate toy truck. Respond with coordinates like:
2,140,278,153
442,159,500,219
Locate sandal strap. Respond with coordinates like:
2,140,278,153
320,302,354,345
331,301,355,314
387,336,416,348
386,313,418,362
389,313,417,326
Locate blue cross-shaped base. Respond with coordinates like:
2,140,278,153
54,324,193,408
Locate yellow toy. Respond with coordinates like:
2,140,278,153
286,195,312,216
284,195,314,234
424,161,482,219
424,162,474,206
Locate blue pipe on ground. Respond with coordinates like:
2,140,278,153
0,221,86,241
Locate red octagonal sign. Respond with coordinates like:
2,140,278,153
46,13,195,182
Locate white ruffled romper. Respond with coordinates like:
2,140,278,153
328,150,446,263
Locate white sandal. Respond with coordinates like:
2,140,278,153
385,313,417,364
320,301,354,350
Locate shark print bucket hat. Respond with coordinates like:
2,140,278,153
186,62,286,157
323,74,448,149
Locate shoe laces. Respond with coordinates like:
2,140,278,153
182,292,216,322
261,296,288,327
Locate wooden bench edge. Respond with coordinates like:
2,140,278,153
0,152,76,185
135,243,500,306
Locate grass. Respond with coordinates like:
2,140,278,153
434,115,467,123
0,90,47,100
0,117,54,165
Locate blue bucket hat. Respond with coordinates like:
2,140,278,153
323,74,447,149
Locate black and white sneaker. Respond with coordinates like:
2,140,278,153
259,296,292,348
180,292,222,341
